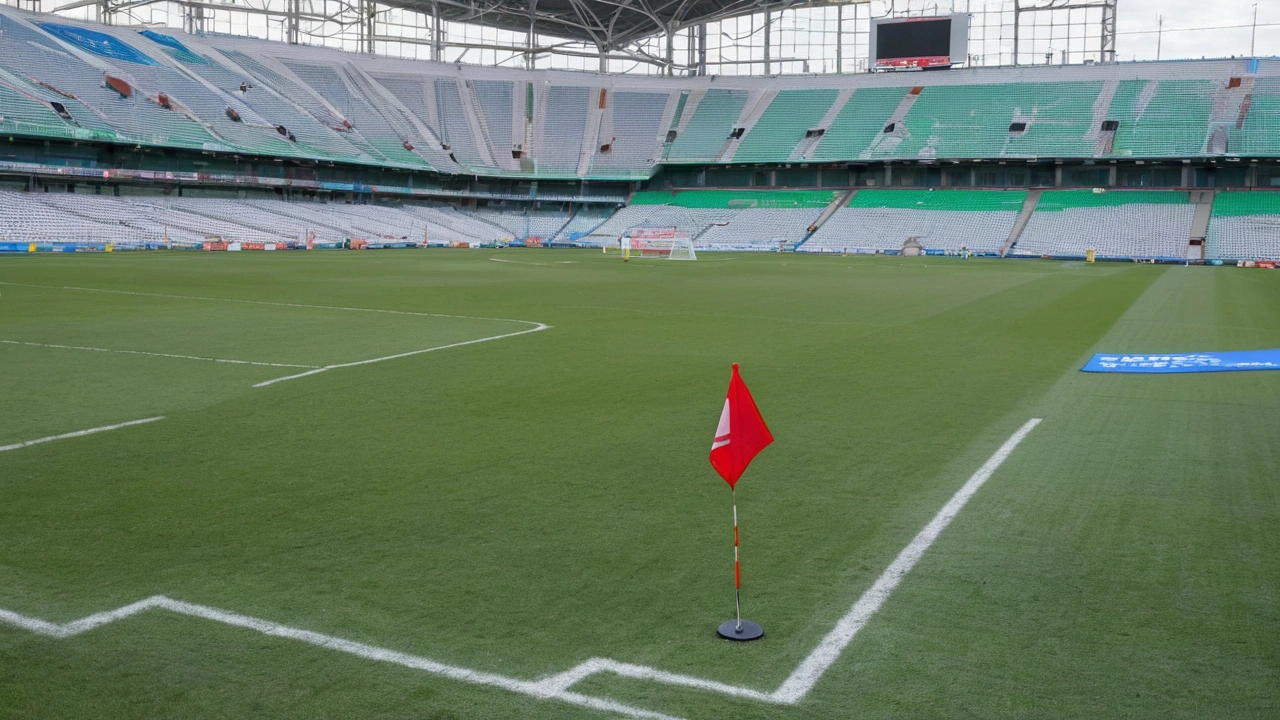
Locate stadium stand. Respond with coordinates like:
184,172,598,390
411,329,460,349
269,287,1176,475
0,190,580,247
590,91,670,177
810,87,910,161
732,89,839,164
586,190,834,250
3,6,1280,261
0,6,1273,178
805,190,1026,254
1012,190,1195,259
666,89,749,162
1207,192,1280,261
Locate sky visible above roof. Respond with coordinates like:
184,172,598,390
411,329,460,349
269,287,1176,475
1118,0,1278,61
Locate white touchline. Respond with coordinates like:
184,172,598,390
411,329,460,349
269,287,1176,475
0,419,1040,718
252,323,550,387
770,417,1043,702
0,416,165,453
1,340,318,369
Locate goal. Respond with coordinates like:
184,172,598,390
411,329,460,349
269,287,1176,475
624,229,697,260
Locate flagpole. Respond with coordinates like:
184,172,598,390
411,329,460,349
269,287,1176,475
733,487,742,632
718,484,761,640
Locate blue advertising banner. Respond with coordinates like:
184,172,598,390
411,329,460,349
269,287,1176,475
1082,350,1280,374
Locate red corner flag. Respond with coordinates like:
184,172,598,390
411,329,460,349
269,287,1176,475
709,363,773,489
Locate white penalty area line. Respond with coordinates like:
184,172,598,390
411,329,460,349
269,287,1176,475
251,323,549,388
0,282,550,389
488,257,578,266
1,340,318,369
0,419,1040,718
0,281,545,327
0,416,164,453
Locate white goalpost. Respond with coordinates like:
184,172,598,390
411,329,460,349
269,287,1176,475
622,228,697,260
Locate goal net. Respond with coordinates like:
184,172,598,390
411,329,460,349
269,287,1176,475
624,228,697,260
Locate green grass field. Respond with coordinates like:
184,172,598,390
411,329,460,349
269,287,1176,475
0,250,1276,719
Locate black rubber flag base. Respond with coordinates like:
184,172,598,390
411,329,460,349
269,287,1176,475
717,619,764,641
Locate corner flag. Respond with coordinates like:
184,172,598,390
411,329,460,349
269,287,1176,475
709,363,772,641
709,363,774,489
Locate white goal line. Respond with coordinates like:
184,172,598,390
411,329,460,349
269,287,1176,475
0,419,1039,717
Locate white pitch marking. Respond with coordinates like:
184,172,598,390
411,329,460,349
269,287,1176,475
252,323,549,388
0,419,1039,715
488,257,577,266
0,416,165,454
0,340,318,369
0,281,551,390
0,281,544,329
770,417,1043,703
0,596,679,720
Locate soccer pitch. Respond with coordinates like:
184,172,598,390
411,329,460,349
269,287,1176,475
0,250,1276,718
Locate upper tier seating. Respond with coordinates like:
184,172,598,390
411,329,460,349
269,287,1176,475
1110,80,1215,157
666,89,748,162
734,89,839,163
811,87,909,161
0,6,1274,182
590,91,668,177
1013,189,1194,258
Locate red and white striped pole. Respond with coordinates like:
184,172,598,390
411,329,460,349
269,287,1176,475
733,488,742,632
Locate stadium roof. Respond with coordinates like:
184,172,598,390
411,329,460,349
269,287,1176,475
396,0,869,51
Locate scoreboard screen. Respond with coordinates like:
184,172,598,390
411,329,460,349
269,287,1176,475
870,15,969,69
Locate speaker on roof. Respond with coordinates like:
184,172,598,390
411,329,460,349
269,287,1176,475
1009,121,1027,133
665,130,678,143
729,127,745,139
1101,120,1119,132
883,122,896,133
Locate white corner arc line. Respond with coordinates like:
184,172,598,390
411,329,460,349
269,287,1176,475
252,323,550,388
0,416,165,453
1,340,318,369
0,419,1039,717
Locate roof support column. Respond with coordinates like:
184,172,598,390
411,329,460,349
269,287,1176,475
1100,0,1117,62
431,1,442,62
527,0,538,69
287,0,300,44
763,10,771,75
697,23,707,76
357,0,375,54
665,22,675,76
835,4,842,73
